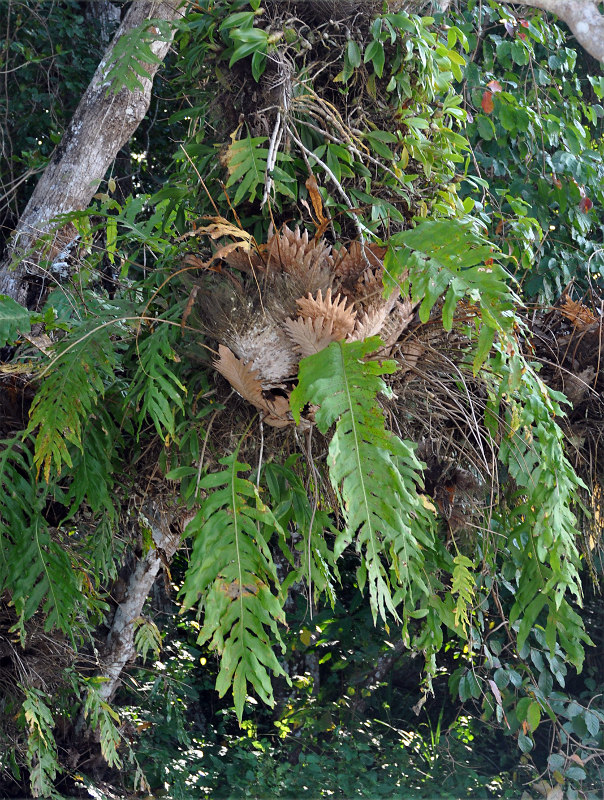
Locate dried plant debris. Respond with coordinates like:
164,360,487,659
192,224,417,426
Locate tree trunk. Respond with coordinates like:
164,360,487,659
97,500,183,704
0,0,183,306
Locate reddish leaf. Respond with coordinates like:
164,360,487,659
519,18,529,27
481,91,494,114
487,80,503,93
579,196,593,212
518,32,527,40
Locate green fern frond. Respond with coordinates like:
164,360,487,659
26,325,118,482
264,458,339,605
451,554,475,635
0,295,31,346
21,687,61,799
104,18,173,94
492,355,591,670
126,323,186,440
134,617,162,663
0,437,94,635
225,135,269,205
81,677,122,768
291,337,435,624
385,220,517,371
180,452,288,720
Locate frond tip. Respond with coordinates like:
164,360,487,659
291,337,436,623
180,453,289,719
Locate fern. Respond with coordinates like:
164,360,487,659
180,452,288,720
104,18,174,94
451,554,475,636
81,677,122,768
384,219,517,371
0,294,31,346
224,134,295,205
490,352,591,670
264,458,339,605
0,437,85,635
225,135,269,205
126,322,186,441
134,617,162,663
21,687,62,799
290,337,435,624
26,324,118,482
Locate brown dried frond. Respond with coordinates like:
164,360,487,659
350,305,391,341
214,345,267,410
295,288,357,340
228,322,298,386
222,247,265,274
380,297,416,349
333,241,386,291
284,315,341,357
559,296,598,330
264,225,333,296
213,345,292,427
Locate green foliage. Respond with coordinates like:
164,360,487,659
179,451,289,720
457,1,604,298
451,554,475,635
26,324,118,481
264,457,338,605
21,687,61,799
1,1,603,797
81,678,122,769
385,219,516,370
134,617,163,663
0,295,32,345
104,18,174,94
291,338,436,623
126,321,186,441
0,437,85,636
492,355,591,669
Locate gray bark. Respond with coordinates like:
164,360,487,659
517,0,604,61
97,501,182,704
0,0,184,306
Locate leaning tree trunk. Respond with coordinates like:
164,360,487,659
0,0,184,306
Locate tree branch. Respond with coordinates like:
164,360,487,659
0,0,184,305
516,0,604,61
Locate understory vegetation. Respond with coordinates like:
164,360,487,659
0,1,603,798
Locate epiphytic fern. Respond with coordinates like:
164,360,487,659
26,324,118,482
385,219,517,371
290,336,436,623
180,452,288,720
0,437,85,636
0,295,32,346
126,322,186,440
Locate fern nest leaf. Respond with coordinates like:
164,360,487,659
283,315,339,357
296,288,357,340
228,323,298,387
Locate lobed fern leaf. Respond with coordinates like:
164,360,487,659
26,325,118,482
225,135,269,206
126,323,186,440
384,220,517,372
21,687,61,799
451,554,475,635
0,437,85,635
180,452,288,720
290,337,435,624
104,18,173,94
0,294,32,346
